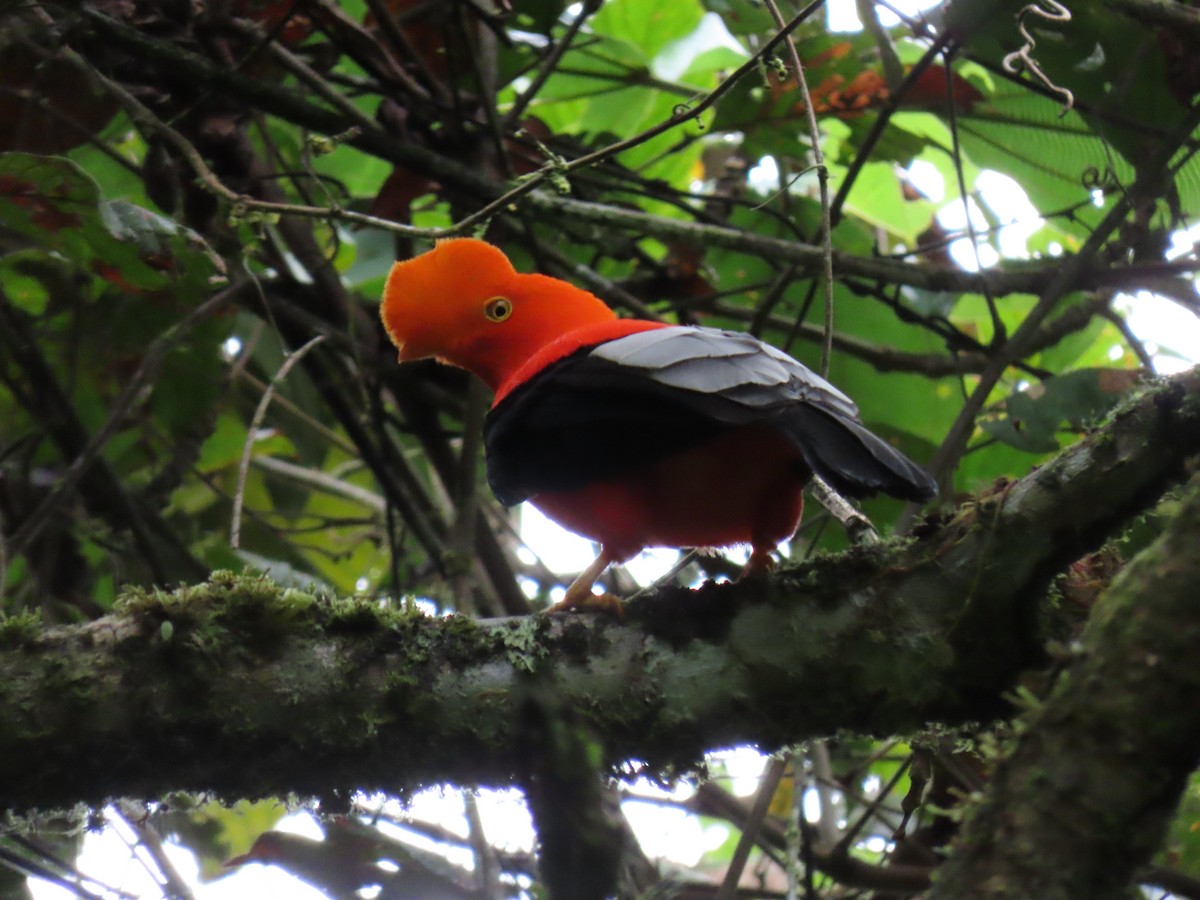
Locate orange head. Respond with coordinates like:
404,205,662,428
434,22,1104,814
380,238,616,390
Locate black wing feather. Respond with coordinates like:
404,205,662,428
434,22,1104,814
484,326,935,506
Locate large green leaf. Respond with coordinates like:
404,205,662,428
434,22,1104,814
0,152,223,298
979,368,1136,453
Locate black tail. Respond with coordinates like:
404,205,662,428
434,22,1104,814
785,407,937,502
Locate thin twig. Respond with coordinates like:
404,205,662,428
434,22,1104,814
809,476,879,545
626,550,699,601
834,752,912,853
227,19,378,132
450,379,490,612
1102,305,1156,372
357,0,440,102
503,1,597,129
44,24,436,238
308,0,435,102
251,455,386,512
828,34,953,228
0,835,134,900
233,366,359,455
0,526,7,608
6,285,238,563
60,7,1189,303
716,756,788,900
941,44,1005,344
760,0,836,378
463,792,503,900
788,751,803,900
808,743,842,848
856,0,904,89
231,335,326,548
111,803,197,900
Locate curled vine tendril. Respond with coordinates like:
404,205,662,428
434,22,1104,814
1002,1,1076,116
1082,166,1120,194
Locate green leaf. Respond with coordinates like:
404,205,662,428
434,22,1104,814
702,0,774,36
979,368,1134,453
956,94,1131,224
0,249,57,314
158,799,290,882
841,161,936,243
591,0,705,64
0,153,223,300
199,415,252,472
677,45,747,88
313,144,393,198
1158,771,1200,878
0,152,100,241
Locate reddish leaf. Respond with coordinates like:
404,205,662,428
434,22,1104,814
1158,30,1200,104
363,0,483,82
902,65,984,113
230,0,314,45
627,242,714,306
368,168,439,223
92,260,144,294
768,61,981,120
0,175,83,232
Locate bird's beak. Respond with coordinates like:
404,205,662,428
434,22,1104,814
394,335,433,363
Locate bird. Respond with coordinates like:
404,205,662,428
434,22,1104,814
380,238,936,612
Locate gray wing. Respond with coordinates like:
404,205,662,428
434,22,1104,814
591,326,861,419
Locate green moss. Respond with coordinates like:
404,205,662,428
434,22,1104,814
437,612,505,667
110,584,159,617
324,596,392,633
0,610,41,650
113,571,333,668
441,611,485,642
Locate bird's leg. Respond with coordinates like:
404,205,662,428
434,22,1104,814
740,547,777,580
544,548,623,616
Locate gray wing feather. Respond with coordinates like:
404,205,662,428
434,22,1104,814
590,326,859,417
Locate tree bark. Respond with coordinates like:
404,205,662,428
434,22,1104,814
0,367,1198,813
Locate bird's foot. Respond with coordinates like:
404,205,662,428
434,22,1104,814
544,590,624,618
543,550,623,617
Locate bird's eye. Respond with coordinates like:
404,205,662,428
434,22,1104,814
484,297,513,322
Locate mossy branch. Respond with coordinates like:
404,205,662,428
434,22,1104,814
0,367,1198,813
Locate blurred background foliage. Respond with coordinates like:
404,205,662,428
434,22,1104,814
1,0,1199,896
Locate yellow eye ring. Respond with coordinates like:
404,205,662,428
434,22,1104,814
484,297,513,322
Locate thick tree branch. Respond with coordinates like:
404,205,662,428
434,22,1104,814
929,468,1200,900
1,367,1197,813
